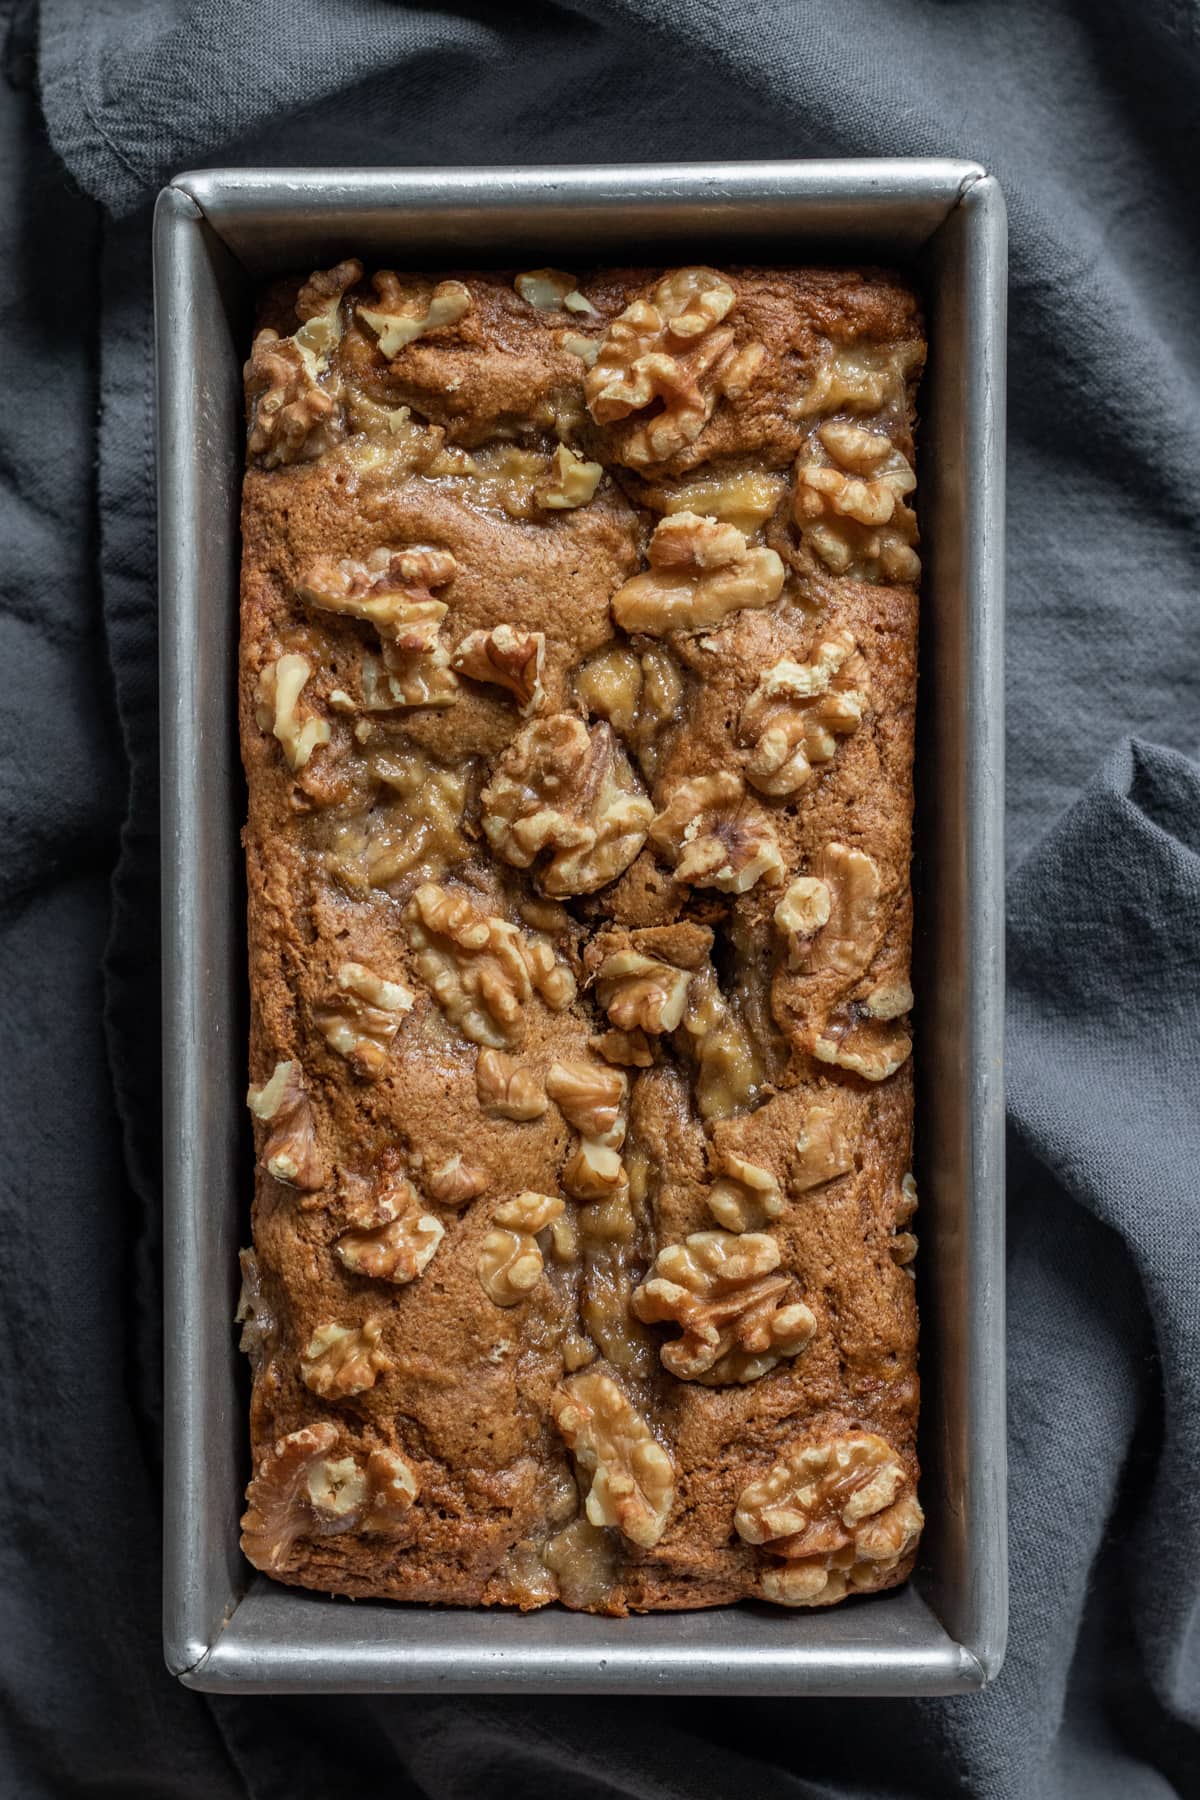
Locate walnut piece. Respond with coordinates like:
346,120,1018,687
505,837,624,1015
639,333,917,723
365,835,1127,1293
611,513,784,636
794,421,920,584
298,543,458,647
649,770,783,894
300,1317,390,1399
425,1153,488,1209
551,1371,674,1548
791,1105,854,1194
241,1424,419,1569
306,1446,419,1534
706,1151,784,1233
739,629,870,796
335,1209,444,1284
312,961,414,1079
452,625,546,716
235,1248,275,1373
254,654,331,772
481,714,653,897
545,1060,627,1139
584,267,760,466
357,272,472,356
476,1048,548,1121
594,948,691,1034
514,268,599,314
813,1015,912,1082
535,444,603,509
640,465,788,536
632,1230,815,1384
735,1432,923,1607
478,1191,565,1305
404,881,575,1048
244,261,360,467
574,642,683,780
795,843,883,979
892,1171,919,1267
246,1059,325,1192
774,877,832,967
240,1422,340,1570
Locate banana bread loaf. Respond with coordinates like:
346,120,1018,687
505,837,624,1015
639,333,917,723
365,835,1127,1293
237,259,925,1613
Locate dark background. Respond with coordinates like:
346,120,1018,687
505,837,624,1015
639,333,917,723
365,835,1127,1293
1,1,1198,1795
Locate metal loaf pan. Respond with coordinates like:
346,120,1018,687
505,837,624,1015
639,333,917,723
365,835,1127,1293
156,161,1007,1695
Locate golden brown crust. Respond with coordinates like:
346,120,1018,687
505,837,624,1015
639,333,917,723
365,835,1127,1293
237,261,924,1613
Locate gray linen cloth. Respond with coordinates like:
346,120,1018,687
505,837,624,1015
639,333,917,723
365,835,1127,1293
0,0,1195,1793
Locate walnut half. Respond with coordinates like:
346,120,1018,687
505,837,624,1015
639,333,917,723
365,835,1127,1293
794,421,920,584
649,771,784,895
300,1317,390,1399
246,1060,325,1192
739,629,870,796
478,1192,565,1306
404,882,576,1049
312,961,414,1079
610,514,784,636
551,1371,674,1548
241,1423,419,1573
632,1231,815,1384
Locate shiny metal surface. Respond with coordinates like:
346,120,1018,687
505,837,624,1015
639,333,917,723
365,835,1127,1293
156,161,1007,1695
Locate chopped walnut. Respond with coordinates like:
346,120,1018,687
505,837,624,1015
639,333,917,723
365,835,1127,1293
545,1061,628,1140
335,1209,444,1283
514,268,599,314
574,642,683,779
706,1151,784,1233
246,1060,325,1192
254,654,331,771
794,421,920,584
478,1192,564,1305
640,465,788,536
803,336,923,417
357,273,472,357
476,1048,548,1121
551,1371,674,1548
892,1170,919,1268
339,1162,422,1232
235,1248,275,1373
312,961,414,1079
297,544,458,658
678,965,764,1120
611,513,784,636
300,1317,390,1399
649,770,784,894
481,715,653,897
594,948,692,1034
404,882,575,1048
735,1432,923,1607
563,1137,628,1203
425,1153,488,1209
739,629,870,796
452,625,546,716
535,444,603,509
240,1422,340,1570
584,267,760,466
791,1106,854,1193
244,261,361,467
632,1231,815,1384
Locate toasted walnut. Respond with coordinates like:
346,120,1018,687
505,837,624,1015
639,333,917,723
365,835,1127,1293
735,1432,923,1607
254,654,331,772
641,465,788,536
235,1248,275,1373
803,336,923,417
574,642,683,779
481,715,653,897
300,1317,390,1400
240,1422,340,1570
611,513,784,636
739,630,870,796
298,542,457,641
551,1371,674,1547
535,444,603,509
632,1231,815,1384
452,625,546,716
476,1048,548,1120
478,1191,564,1305
358,273,472,356
425,1153,487,1209
514,268,598,314
706,1151,784,1233
892,1171,919,1267
594,948,691,1034
312,961,414,1079
791,1106,853,1193
335,1210,444,1284
649,770,783,894
404,882,575,1048
246,1060,325,1192
545,1061,628,1139
584,267,760,466
678,965,763,1120
794,421,920,584
244,262,360,467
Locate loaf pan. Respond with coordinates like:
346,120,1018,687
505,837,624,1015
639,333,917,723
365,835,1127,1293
155,160,1007,1694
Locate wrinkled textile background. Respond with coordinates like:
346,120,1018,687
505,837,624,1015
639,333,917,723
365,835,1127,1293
1,0,1197,1794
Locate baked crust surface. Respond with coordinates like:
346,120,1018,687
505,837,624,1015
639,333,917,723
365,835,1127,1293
237,261,925,1613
